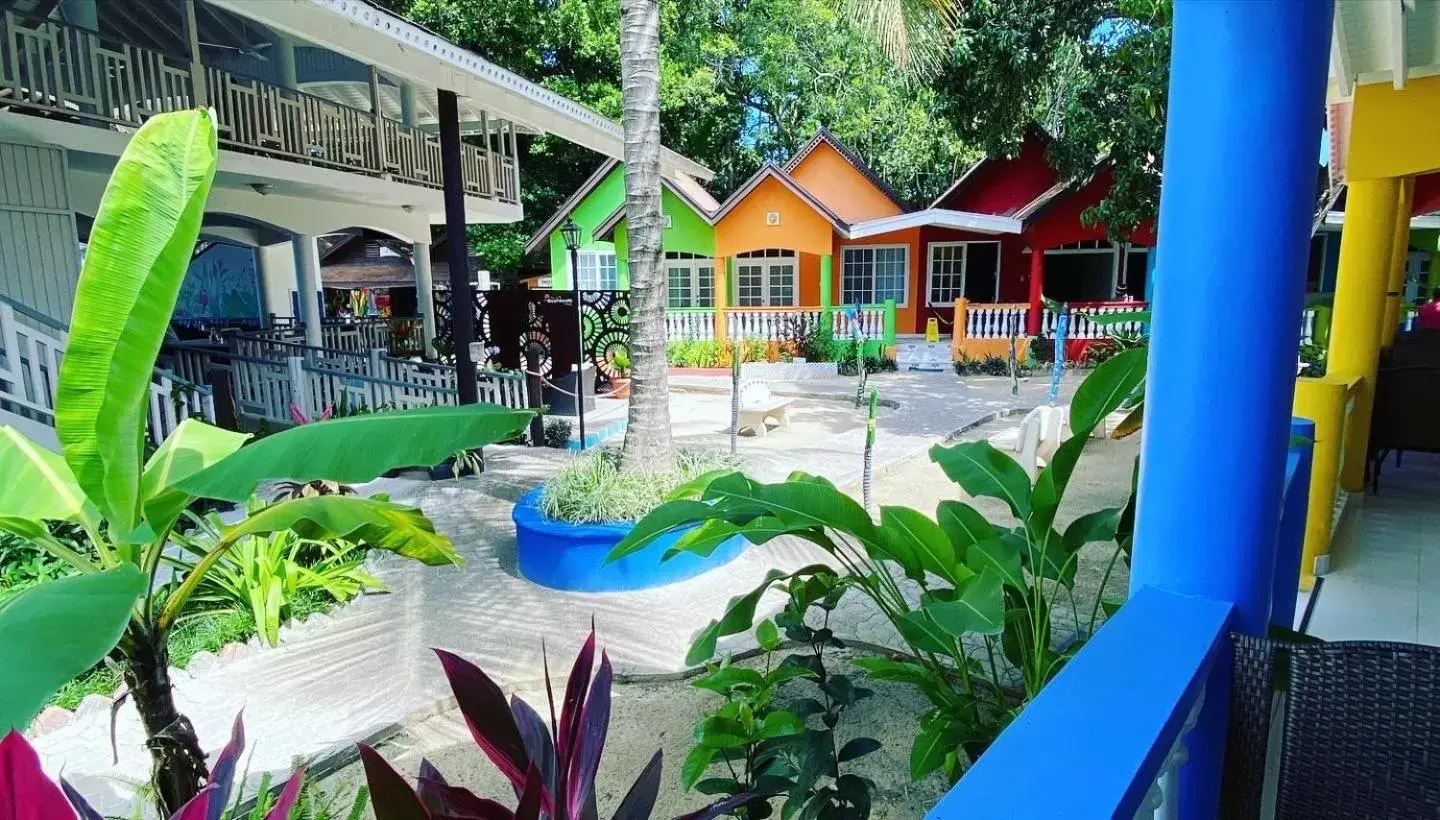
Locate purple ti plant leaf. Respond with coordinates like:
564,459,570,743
566,651,613,820
610,750,662,820
0,730,75,820
359,744,432,820
514,765,545,820
417,775,516,820
170,785,221,820
435,649,531,792
59,779,103,820
511,696,558,803
204,712,246,820
265,764,307,820
674,792,768,820
557,630,597,766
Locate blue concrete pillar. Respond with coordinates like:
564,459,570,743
1129,1,1333,817
1272,418,1316,631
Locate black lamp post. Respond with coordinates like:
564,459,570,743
561,217,586,450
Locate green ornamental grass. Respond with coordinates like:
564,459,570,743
540,449,742,524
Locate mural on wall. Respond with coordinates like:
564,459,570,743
173,242,264,327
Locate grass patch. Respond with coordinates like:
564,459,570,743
540,449,742,524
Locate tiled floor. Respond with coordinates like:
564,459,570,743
1305,452,1440,645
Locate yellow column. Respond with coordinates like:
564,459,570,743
1293,376,1356,588
1328,176,1401,491
1381,177,1415,346
713,255,728,343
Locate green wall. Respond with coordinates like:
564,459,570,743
546,169,715,290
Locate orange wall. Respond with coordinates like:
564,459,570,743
789,144,905,223
831,227,922,333
799,254,821,305
715,175,837,259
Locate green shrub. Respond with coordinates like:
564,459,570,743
540,449,743,524
544,417,573,448
1299,342,1327,377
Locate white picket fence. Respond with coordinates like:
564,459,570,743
666,311,715,341
0,298,214,446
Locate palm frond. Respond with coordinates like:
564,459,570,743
835,0,960,75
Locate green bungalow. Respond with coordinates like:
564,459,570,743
523,159,720,300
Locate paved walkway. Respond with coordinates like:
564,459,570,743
39,372,1075,815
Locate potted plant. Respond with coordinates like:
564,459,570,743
609,346,632,399
429,447,485,480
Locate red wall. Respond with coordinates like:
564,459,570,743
936,132,1058,216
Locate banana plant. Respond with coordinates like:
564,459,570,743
0,110,532,815
609,349,1146,781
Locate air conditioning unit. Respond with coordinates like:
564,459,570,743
766,211,781,226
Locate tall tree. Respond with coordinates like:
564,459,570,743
617,0,673,468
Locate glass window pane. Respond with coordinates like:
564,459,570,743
928,244,965,305
667,265,691,308
738,264,764,307
769,264,795,306
874,247,907,304
841,247,873,305
696,266,714,307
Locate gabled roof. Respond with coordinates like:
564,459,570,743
524,160,721,255
710,164,851,234
522,159,620,256
784,128,910,212
591,176,723,242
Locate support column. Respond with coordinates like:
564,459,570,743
274,34,298,91
292,234,324,349
819,254,833,312
1381,177,1415,346
1129,2,1333,818
181,0,206,105
401,84,419,129
713,255,729,342
1328,177,1401,490
413,241,437,358
438,89,479,404
1026,246,1044,335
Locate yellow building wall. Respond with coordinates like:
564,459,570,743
1347,76,1440,180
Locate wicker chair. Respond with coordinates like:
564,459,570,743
1221,634,1440,819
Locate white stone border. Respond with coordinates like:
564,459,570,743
740,361,840,381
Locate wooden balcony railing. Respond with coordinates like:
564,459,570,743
0,11,518,204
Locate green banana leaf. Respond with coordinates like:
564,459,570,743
0,426,93,523
139,419,251,536
158,495,457,630
173,404,533,502
57,110,218,539
0,565,146,731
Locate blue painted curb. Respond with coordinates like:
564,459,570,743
512,487,748,592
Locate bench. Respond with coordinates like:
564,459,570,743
737,380,792,437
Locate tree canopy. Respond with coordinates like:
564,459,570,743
379,0,1171,267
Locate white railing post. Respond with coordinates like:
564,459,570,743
287,356,311,420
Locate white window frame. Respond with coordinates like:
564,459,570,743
665,256,716,308
572,250,618,290
734,252,798,307
926,241,1000,306
839,244,909,307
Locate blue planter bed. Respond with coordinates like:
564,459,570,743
513,487,747,592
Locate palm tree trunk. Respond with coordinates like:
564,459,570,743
121,627,209,815
618,0,675,470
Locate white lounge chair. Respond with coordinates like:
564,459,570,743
737,380,792,437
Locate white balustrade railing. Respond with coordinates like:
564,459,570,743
230,354,296,425
965,304,1029,340
146,370,217,445
1,299,213,442
666,311,715,341
0,300,64,424
1042,302,1149,340
0,11,516,202
730,309,823,341
1132,687,1204,820
831,307,885,340
1301,308,1317,345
